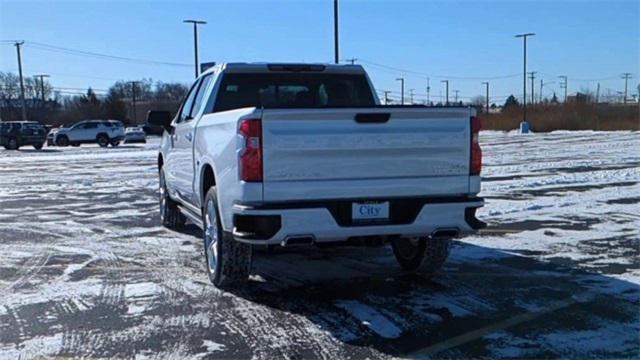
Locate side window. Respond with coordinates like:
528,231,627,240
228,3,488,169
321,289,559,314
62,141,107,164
190,74,213,117
85,122,98,129
178,79,201,123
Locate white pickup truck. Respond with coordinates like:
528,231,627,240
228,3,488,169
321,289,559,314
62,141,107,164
148,63,485,288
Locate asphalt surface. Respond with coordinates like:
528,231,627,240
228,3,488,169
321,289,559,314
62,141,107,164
0,132,638,359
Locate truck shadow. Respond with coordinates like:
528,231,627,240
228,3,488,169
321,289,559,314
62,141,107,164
223,240,640,358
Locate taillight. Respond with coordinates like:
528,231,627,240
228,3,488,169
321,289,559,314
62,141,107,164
238,118,263,182
470,116,482,175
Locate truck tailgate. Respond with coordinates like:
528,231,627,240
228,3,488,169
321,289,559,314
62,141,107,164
260,107,472,202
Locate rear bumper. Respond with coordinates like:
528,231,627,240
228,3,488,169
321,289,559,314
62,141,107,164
231,197,485,245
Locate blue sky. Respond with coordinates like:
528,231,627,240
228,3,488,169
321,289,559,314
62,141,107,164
1,0,638,104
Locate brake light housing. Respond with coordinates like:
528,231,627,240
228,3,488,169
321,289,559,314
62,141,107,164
470,116,482,175
238,118,263,182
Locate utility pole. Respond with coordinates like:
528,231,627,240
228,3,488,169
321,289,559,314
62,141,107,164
539,80,554,103
596,82,600,104
409,89,415,104
539,79,543,103
528,71,536,104
129,81,141,124
482,81,489,114
453,90,459,103
426,78,431,105
558,75,568,102
183,19,207,78
515,33,535,123
15,41,27,120
441,80,449,106
383,90,391,105
396,78,405,105
622,73,632,104
34,74,50,106
333,0,339,64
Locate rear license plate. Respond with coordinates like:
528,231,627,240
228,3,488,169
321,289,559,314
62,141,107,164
352,201,390,222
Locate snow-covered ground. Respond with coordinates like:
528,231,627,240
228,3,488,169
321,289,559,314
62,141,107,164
0,132,638,358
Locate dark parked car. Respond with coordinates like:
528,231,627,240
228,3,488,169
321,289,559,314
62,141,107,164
0,121,48,150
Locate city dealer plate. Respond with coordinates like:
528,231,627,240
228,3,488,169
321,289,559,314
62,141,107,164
352,201,390,222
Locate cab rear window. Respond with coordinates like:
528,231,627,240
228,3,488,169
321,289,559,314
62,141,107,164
210,73,375,113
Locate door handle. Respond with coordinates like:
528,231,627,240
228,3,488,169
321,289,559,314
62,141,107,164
185,132,193,142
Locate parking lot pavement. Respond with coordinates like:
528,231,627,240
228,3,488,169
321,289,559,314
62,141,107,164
0,132,638,359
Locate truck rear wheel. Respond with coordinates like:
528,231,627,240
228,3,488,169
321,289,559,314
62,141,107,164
203,187,252,288
159,168,186,229
391,236,452,276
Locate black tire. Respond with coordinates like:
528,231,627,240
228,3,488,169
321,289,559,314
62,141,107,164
33,143,43,150
391,236,452,276
159,168,186,229
56,136,69,147
97,134,109,147
110,141,120,147
6,137,19,150
203,187,252,288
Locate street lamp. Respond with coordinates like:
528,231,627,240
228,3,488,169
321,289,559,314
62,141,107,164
515,33,535,126
333,0,339,64
184,19,207,78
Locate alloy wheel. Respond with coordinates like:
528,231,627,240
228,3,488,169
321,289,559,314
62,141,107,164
204,199,219,276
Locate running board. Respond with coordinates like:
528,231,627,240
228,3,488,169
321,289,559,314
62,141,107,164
178,205,203,229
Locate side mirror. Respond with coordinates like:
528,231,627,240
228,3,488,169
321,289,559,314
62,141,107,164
146,110,173,132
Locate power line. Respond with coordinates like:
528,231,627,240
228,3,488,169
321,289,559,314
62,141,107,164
359,59,521,80
22,41,191,68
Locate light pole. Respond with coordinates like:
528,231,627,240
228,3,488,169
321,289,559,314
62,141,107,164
441,80,449,105
183,19,207,78
453,90,459,103
396,78,405,105
409,89,415,104
482,82,489,114
334,0,339,64
515,33,535,124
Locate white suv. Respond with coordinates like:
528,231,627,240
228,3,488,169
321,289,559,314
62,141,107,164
54,120,125,147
